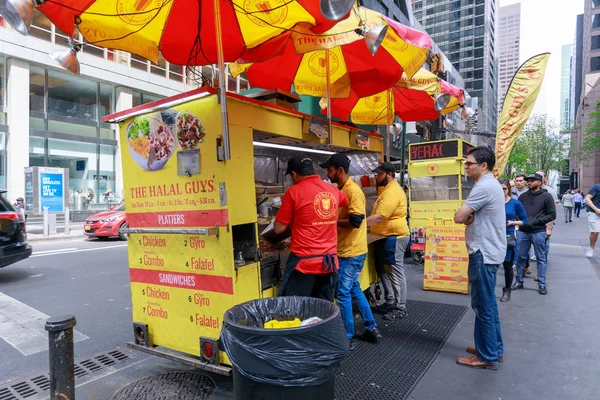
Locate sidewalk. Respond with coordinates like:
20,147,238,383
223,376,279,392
26,222,86,242
23,206,600,399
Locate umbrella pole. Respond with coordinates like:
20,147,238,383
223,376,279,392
214,0,230,160
326,49,332,144
385,88,391,162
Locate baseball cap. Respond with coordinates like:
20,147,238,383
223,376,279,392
372,162,396,174
16,197,24,201
285,156,314,175
319,153,350,170
526,173,543,182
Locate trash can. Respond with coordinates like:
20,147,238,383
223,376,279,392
221,297,348,400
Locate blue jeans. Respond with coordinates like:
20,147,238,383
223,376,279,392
516,231,548,286
468,251,503,363
336,254,376,339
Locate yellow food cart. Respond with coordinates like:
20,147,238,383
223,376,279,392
104,87,384,375
407,138,473,294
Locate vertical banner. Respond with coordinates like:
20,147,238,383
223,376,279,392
423,219,469,295
494,53,550,177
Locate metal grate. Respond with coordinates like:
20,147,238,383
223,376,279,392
110,371,216,399
0,349,130,400
335,300,468,400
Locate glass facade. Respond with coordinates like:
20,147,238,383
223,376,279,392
414,0,499,133
28,67,118,203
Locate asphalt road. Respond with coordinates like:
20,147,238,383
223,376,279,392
0,237,131,383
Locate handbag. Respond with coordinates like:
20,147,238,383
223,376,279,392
506,234,516,249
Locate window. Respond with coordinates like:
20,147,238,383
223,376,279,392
169,64,185,82
151,54,167,77
593,14,600,29
593,0,600,7
593,35,600,51
474,58,483,68
48,139,98,202
47,71,97,122
99,144,116,197
28,9,51,42
99,84,114,139
591,56,600,72
30,68,45,113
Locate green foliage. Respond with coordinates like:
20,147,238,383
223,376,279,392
579,99,600,162
506,114,568,177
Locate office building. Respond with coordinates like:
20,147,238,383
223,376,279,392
497,3,521,114
413,0,499,134
560,44,574,132
572,0,600,191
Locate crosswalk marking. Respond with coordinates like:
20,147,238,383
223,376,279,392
0,292,88,356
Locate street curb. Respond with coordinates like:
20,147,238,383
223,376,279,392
27,233,87,242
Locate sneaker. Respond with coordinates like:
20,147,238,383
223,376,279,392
525,267,532,275
372,303,394,314
361,327,383,343
511,282,524,290
538,286,548,295
383,308,408,321
586,248,594,258
530,254,537,261
534,275,539,282
348,339,356,351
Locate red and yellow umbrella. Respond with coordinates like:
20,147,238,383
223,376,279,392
229,7,432,99
324,68,466,124
35,0,353,65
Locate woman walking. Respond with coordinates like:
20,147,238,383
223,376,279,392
500,180,527,302
561,190,574,223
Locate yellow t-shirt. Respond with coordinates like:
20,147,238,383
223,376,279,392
370,180,409,237
338,179,368,258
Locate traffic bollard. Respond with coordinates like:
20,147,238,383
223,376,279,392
64,207,70,236
45,315,77,400
43,206,49,236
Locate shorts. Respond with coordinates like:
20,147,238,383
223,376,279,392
588,211,600,232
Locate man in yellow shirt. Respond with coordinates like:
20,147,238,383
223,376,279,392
366,162,410,320
321,154,382,350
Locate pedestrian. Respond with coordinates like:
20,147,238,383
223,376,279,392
454,146,505,369
514,174,528,197
573,189,583,218
275,156,348,301
509,180,518,199
499,180,527,302
86,188,95,204
13,197,25,210
320,154,382,350
561,190,574,223
535,171,557,263
512,173,556,295
584,184,600,258
366,162,410,321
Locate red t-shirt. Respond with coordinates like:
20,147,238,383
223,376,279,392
276,175,348,274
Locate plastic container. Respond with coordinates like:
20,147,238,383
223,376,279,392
221,297,348,400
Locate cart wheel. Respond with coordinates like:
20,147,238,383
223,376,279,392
413,252,424,265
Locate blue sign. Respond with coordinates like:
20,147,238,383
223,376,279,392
40,172,64,213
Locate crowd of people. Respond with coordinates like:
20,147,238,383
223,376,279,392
268,146,595,370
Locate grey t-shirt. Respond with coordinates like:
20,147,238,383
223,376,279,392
544,186,559,204
464,173,507,265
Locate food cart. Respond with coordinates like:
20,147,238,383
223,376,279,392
407,138,473,294
103,87,384,374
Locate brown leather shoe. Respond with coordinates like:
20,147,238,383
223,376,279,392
456,355,498,370
466,346,503,362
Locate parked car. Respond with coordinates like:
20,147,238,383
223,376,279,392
84,204,127,240
0,190,32,268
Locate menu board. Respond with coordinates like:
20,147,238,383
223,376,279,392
128,233,234,355
423,221,469,294
119,95,234,356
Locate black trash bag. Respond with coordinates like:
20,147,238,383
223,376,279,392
221,296,348,387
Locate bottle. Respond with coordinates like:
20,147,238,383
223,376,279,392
361,175,370,187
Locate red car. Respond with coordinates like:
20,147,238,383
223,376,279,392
84,204,128,240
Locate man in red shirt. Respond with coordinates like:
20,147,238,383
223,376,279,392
275,156,348,301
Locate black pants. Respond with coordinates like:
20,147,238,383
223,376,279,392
503,261,514,289
281,270,338,302
574,202,582,217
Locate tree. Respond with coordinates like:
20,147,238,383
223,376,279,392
504,114,568,177
577,99,600,163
